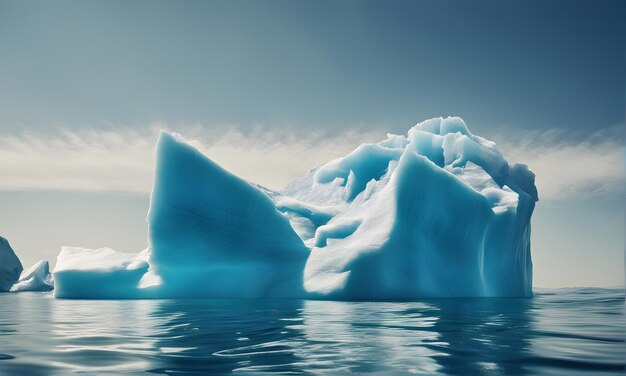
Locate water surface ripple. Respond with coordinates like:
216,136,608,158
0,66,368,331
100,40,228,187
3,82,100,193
0,288,623,375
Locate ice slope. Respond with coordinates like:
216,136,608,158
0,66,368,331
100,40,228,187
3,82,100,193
53,116,537,299
146,132,310,298
0,236,23,292
10,260,54,292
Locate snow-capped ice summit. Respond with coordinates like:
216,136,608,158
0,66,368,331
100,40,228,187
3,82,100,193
53,117,537,299
284,117,536,298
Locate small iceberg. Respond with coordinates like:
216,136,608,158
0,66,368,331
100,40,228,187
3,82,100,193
10,260,54,292
53,247,149,298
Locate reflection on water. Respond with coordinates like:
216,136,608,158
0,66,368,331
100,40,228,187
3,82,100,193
0,289,624,375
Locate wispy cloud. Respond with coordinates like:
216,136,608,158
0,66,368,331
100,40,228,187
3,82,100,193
0,123,623,201
0,124,383,193
0,127,156,193
496,126,624,201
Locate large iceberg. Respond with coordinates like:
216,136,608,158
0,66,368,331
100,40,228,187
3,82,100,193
0,236,23,292
53,117,538,299
10,260,54,292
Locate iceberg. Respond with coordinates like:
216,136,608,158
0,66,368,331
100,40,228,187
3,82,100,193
0,236,23,292
53,247,149,298
10,260,54,292
53,117,537,299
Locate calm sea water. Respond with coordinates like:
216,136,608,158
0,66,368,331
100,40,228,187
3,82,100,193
0,288,623,375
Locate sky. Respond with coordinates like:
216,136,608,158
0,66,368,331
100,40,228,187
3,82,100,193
0,0,624,288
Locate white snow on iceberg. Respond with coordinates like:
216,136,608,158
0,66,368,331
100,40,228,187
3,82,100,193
53,117,537,299
0,236,23,292
10,260,54,292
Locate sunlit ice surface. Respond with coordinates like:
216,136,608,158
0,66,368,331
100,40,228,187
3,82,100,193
0,288,623,375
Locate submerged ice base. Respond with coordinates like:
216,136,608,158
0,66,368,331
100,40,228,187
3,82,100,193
53,117,537,299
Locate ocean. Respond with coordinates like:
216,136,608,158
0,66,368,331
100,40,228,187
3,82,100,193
0,288,623,375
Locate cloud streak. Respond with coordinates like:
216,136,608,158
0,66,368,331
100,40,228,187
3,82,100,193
0,124,383,194
496,126,624,201
0,124,623,201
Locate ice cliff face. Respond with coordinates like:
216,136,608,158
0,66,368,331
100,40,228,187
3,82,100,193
146,133,310,298
0,236,23,292
53,117,537,299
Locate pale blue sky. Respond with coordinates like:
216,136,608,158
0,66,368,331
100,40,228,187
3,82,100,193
0,0,624,287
